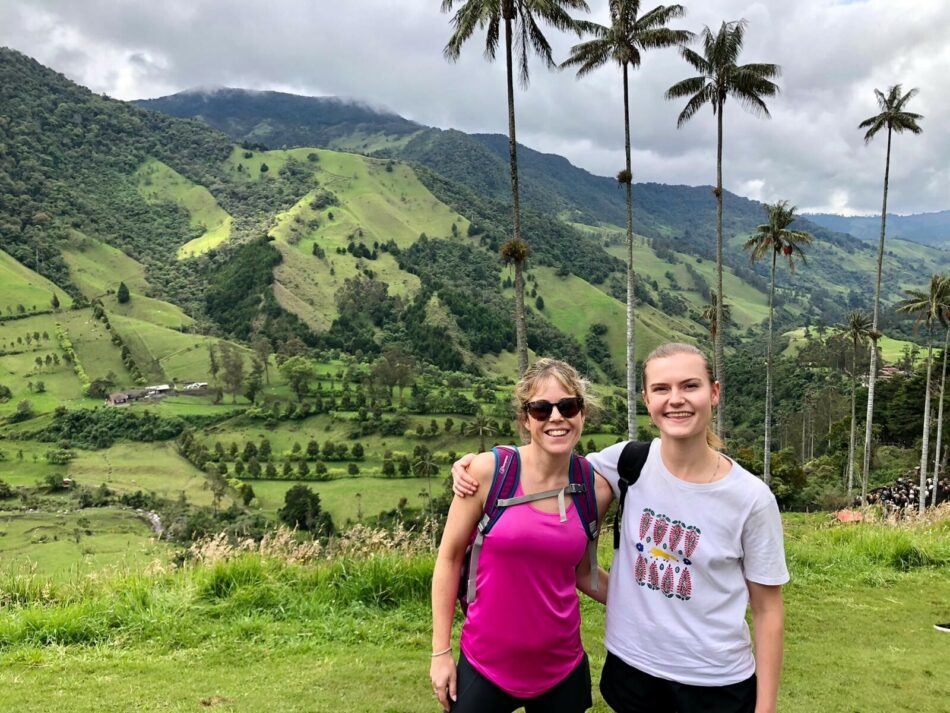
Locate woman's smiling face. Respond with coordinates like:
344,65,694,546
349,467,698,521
522,377,585,453
642,352,719,441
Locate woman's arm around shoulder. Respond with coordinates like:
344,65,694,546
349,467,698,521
575,470,614,605
430,451,495,710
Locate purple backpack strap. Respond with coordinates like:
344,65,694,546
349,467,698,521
570,453,600,593
463,446,520,606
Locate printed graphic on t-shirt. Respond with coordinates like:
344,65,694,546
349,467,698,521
633,508,700,600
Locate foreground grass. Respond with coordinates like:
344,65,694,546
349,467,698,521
0,514,947,712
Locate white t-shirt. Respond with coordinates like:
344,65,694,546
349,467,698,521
587,439,789,686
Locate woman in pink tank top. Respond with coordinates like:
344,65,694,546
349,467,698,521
430,359,612,712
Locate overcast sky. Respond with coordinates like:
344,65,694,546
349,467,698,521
2,0,947,215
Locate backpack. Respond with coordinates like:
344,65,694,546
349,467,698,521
612,440,651,550
458,445,600,614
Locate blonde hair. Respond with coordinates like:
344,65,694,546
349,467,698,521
641,342,723,449
513,358,597,443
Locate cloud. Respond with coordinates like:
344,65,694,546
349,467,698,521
0,0,946,215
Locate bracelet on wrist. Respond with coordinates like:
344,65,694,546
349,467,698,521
431,646,452,657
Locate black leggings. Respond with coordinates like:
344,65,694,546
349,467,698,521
599,652,757,713
448,650,593,713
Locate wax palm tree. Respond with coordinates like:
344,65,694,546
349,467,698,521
742,200,813,484
932,306,950,508
562,1,690,439
839,310,872,498
857,84,923,503
467,411,497,453
700,291,730,379
442,0,589,376
665,19,780,439
414,446,441,548
896,274,950,513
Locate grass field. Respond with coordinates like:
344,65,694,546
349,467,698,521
0,439,68,488
0,312,99,416
246,477,433,526
240,146,464,329
0,507,165,579
135,159,232,259
782,328,922,364
0,249,72,316
61,232,194,329
65,441,232,509
109,314,253,385
605,241,771,330
0,511,946,711
525,266,702,370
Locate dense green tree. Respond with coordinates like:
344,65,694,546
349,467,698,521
858,84,924,503
442,0,589,376
743,200,813,483
278,484,333,535
280,355,315,402
217,342,245,403
896,274,950,512
307,439,320,459
244,357,264,403
666,19,780,438
564,0,689,438
116,281,130,304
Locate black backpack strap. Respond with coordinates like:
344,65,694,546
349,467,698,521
613,440,651,550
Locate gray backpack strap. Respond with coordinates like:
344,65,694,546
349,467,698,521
465,513,491,604
588,538,599,592
496,483,585,522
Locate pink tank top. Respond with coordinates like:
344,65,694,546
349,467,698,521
459,482,588,697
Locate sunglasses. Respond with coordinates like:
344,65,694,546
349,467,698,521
523,396,584,421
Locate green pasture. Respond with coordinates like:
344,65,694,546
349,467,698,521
231,146,464,250
610,242,772,329
0,313,101,416
0,512,946,711
134,159,232,259
245,476,433,526
0,507,165,579
61,230,149,295
0,249,72,316
65,441,230,509
0,440,68,488
197,412,490,466
782,328,922,364
108,314,255,385
62,235,195,329
261,147,464,331
325,128,424,154
57,309,132,383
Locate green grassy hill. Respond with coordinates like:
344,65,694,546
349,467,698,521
135,159,232,259
0,249,73,316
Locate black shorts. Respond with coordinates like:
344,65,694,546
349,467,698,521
599,652,757,713
448,649,593,713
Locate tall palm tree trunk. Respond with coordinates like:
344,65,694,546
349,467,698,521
847,336,858,496
714,105,725,440
764,251,776,483
504,14,528,377
861,127,892,505
932,328,949,507
919,338,934,513
623,63,637,440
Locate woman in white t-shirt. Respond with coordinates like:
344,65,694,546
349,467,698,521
452,343,789,713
